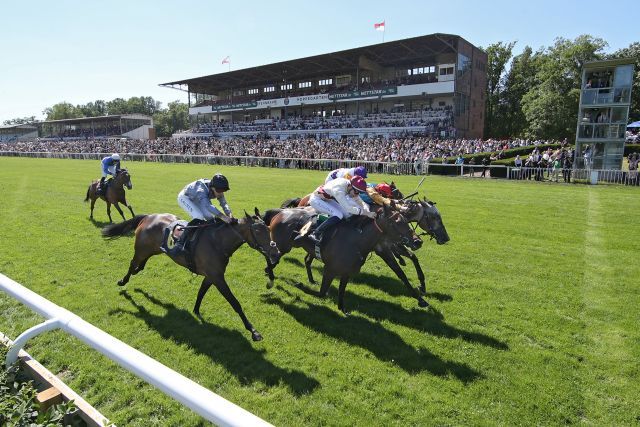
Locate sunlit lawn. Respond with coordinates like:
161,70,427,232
0,157,638,425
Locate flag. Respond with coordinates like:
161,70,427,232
221,56,230,65
374,21,385,32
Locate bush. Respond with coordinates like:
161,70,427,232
0,345,76,426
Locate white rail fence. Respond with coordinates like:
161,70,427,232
0,272,272,427
1,151,638,186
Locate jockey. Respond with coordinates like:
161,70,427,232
301,176,376,245
172,173,235,253
324,165,368,184
359,182,394,207
98,153,121,194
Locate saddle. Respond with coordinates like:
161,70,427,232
161,218,225,273
97,177,113,196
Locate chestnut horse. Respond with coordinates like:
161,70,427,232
101,211,280,341
85,169,134,222
262,205,421,313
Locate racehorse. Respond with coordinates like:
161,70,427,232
85,169,135,223
262,205,421,313
101,211,280,341
272,195,449,307
280,181,403,209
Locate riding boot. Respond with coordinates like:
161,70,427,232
98,177,106,195
306,216,340,245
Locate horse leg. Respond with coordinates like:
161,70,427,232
406,251,427,295
127,202,135,218
106,202,113,223
376,247,428,308
317,271,335,298
337,275,351,314
264,257,277,289
193,277,213,317
304,252,316,284
118,253,151,286
206,274,263,342
90,198,96,220
113,203,126,221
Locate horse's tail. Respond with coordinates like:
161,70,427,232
102,215,147,238
280,197,301,209
84,185,91,202
263,209,283,226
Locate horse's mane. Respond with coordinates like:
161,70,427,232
262,209,282,226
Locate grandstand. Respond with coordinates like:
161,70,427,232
36,114,155,140
0,124,38,142
161,33,486,139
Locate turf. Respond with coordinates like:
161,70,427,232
0,157,638,426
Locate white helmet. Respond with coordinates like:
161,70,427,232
111,153,121,161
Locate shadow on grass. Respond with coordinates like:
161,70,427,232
262,290,482,384
282,255,453,303
88,217,112,229
109,289,320,396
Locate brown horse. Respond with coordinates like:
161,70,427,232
85,169,134,222
101,212,280,341
280,182,403,209
263,205,421,313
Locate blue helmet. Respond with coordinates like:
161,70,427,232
354,166,367,178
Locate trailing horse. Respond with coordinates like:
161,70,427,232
85,169,135,222
263,205,421,313
101,211,280,341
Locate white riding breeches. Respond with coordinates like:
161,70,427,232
178,191,206,220
309,193,346,219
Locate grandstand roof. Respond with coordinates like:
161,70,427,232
160,33,471,95
0,124,37,130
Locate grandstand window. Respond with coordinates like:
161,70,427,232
264,86,275,93
361,76,370,83
298,81,312,89
280,83,293,90
319,79,333,86
248,88,259,95
233,89,245,96
428,66,436,73
439,67,454,76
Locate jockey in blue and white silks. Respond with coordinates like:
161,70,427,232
177,174,234,223
98,153,121,193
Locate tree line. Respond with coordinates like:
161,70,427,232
484,35,639,140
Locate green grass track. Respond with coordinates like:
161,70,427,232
0,157,638,425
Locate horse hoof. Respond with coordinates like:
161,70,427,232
266,279,274,289
418,299,429,308
117,280,126,286
419,288,427,296
252,331,263,341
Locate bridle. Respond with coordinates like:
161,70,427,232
375,210,414,246
230,219,277,258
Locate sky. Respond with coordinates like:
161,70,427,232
0,0,635,123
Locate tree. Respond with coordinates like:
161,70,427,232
43,102,80,121
153,101,189,137
501,46,540,137
521,35,608,140
484,41,516,138
609,42,640,122
106,98,129,115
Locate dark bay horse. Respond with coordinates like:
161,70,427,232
85,169,134,222
101,212,280,341
263,205,421,313
273,195,449,307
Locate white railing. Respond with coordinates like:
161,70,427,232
0,272,272,427
1,151,638,186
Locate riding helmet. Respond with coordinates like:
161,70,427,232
210,173,230,191
354,165,368,178
111,153,121,161
350,176,368,193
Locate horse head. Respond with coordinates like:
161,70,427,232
115,169,133,190
414,197,449,245
376,205,422,250
389,181,404,200
240,210,280,264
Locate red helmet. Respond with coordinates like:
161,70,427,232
350,176,367,193
375,183,393,198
